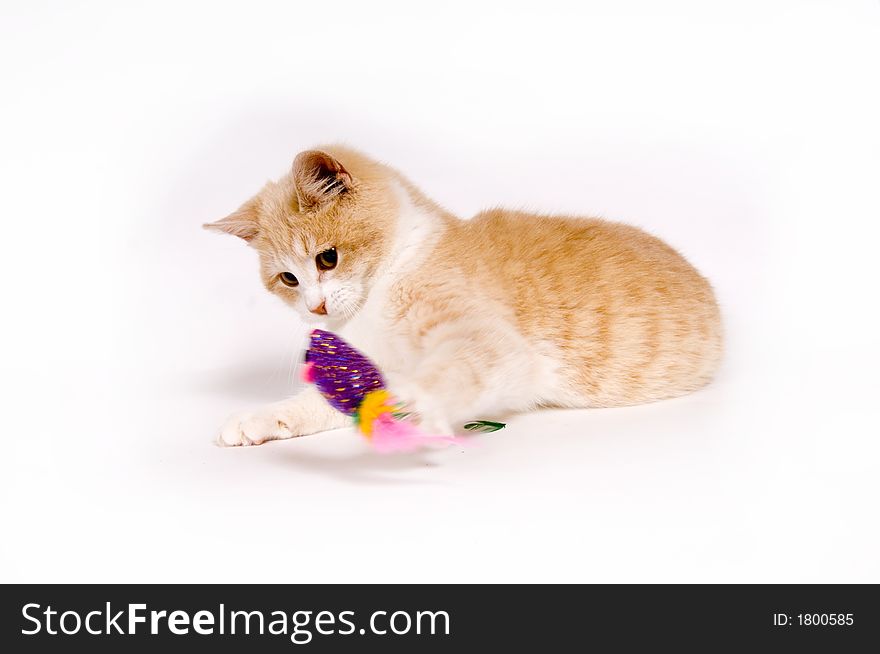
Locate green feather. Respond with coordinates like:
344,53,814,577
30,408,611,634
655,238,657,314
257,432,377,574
462,420,507,433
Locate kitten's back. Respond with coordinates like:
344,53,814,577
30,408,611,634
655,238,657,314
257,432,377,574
420,209,723,407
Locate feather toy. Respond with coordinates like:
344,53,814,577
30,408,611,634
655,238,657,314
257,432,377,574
301,329,472,453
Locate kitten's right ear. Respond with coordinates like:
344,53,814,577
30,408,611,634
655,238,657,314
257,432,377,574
293,150,352,210
202,199,259,242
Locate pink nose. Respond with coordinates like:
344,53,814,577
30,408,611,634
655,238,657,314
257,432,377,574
310,300,327,315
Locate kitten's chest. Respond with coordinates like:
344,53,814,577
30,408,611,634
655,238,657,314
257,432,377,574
337,279,411,376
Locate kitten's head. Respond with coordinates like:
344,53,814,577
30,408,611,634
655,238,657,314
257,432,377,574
204,146,396,325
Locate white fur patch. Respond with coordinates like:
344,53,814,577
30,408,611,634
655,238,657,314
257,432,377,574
339,181,442,371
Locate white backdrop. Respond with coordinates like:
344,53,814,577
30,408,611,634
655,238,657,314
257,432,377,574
1,0,878,582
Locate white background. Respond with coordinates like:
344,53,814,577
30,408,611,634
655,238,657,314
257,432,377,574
1,0,878,583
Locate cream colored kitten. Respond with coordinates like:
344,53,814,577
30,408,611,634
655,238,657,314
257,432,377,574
205,146,722,446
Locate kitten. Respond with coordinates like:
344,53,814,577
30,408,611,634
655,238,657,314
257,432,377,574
205,146,722,446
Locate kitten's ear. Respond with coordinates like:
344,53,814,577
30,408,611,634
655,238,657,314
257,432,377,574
203,199,259,242
293,150,352,210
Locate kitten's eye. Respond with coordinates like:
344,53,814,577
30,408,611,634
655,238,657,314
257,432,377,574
279,272,299,287
316,247,338,271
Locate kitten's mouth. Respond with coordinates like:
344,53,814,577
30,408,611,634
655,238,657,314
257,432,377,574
303,306,343,325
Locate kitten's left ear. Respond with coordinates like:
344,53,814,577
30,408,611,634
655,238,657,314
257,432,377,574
203,198,259,242
293,150,353,210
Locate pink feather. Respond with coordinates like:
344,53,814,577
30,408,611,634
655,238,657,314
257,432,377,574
369,413,467,454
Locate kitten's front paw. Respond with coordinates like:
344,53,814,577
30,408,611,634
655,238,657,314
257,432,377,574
385,375,454,436
217,406,295,447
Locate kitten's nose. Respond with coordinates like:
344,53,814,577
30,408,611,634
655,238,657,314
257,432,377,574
310,300,327,316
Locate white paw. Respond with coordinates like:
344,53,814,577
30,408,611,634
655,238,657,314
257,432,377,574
217,406,295,447
384,375,454,436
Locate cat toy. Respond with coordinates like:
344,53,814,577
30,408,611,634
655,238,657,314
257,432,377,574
301,329,488,453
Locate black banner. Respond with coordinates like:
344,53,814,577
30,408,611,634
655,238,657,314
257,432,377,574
1,584,877,651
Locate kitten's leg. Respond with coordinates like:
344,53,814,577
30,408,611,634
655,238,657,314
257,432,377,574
387,320,542,434
218,386,349,447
